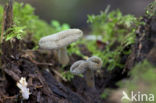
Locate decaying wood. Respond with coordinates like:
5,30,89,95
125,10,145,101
42,70,86,103
124,16,156,70
1,0,13,42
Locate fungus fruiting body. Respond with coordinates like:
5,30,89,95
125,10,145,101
70,60,88,75
17,77,30,100
58,47,69,65
70,56,103,88
39,29,83,65
87,56,103,70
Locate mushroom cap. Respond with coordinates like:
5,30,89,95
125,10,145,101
87,56,103,70
39,29,83,50
70,60,88,75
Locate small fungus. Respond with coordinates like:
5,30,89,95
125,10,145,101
39,29,83,65
17,77,30,100
70,60,88,75
87,56,103,70
70,56,103,88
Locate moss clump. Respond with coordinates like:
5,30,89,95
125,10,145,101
85,6,143,70
67,6,144,71
61,71,74,81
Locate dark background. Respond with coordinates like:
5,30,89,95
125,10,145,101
0,0,154,28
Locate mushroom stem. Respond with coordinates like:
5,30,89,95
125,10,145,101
85,69,95,88
58,47,69,65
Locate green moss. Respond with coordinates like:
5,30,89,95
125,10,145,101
12,2,56,42
5,26,26,41
67,40,84,57
51,20,70,32
85,6,142,70
61,71,74,81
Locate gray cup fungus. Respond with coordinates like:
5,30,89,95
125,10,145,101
70,56,103,88
70,60,88,75
39,29,83,65
87,56,103,70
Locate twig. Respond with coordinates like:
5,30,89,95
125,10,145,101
52,69,67,82
35,85,43,89
3,95,17,100
29,57,53,66
21,51,53,66
22,49,41,52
